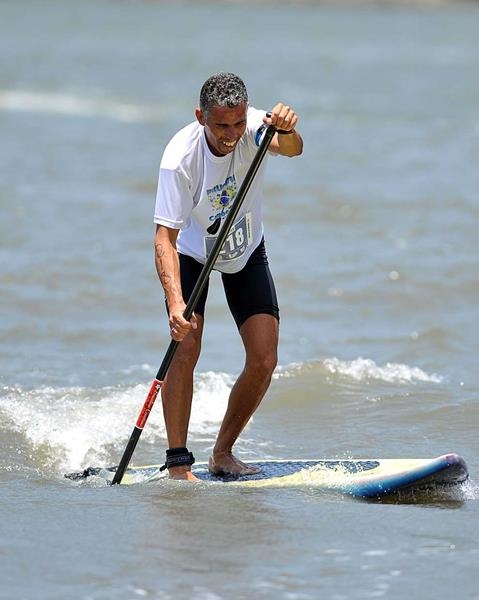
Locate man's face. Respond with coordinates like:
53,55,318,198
195,103,248,157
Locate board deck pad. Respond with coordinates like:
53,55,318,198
65,453,468,498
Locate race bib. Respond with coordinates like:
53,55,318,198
204,213,253,262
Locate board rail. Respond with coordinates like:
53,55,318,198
64,453,469,498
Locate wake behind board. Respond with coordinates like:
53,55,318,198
65,453,468,499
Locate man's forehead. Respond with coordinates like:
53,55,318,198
207,103,248,121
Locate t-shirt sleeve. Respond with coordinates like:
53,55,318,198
153,167,194,229
247,107,267,146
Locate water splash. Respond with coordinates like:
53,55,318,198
0,372,234,473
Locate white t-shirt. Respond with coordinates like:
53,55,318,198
154,106,269,274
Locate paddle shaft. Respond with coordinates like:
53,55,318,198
111,124,276,485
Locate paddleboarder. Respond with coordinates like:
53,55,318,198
154,72,303,480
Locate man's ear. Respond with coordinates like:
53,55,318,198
195,108,205,126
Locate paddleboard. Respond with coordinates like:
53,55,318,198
65,453,468,498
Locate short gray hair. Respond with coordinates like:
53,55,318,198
199,73,248,115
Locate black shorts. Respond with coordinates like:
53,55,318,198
178,239,280,330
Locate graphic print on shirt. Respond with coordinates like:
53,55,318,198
206,174,237,234
204,174,253,262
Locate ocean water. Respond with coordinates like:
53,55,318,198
1,1,479,599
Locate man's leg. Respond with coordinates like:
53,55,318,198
161,316,204,480
209,313,279,475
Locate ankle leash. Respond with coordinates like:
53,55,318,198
160,447,195,471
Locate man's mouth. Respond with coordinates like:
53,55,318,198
222,140,236,149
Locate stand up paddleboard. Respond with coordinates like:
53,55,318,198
65,453,468,499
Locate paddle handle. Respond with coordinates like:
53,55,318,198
111,124,276,485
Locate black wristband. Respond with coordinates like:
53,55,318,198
276,129,295,135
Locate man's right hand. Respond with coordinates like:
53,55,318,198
168,304,197,341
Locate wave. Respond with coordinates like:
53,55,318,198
0,357,442,475
322,357,442,384
274,356,442,384
0,89,166,123
0,372,234,474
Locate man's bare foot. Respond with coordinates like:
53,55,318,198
168,465,199,481
208,452,261,476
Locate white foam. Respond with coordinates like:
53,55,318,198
0,372,234,472
0,89,165,123
323,357,442,384
274,357,442,384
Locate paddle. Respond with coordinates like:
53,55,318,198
110,123,277,485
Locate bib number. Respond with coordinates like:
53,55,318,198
205,213,253,262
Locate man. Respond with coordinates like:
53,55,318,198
154,72,303,480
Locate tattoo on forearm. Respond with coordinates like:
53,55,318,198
155,242,165,259
155,242,171,287
160,270,171,287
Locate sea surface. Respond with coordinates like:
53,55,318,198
1,1,479,599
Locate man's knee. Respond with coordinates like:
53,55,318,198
248,347,277,380
174,331,202,367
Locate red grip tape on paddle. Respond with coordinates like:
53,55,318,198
136,379,162,429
